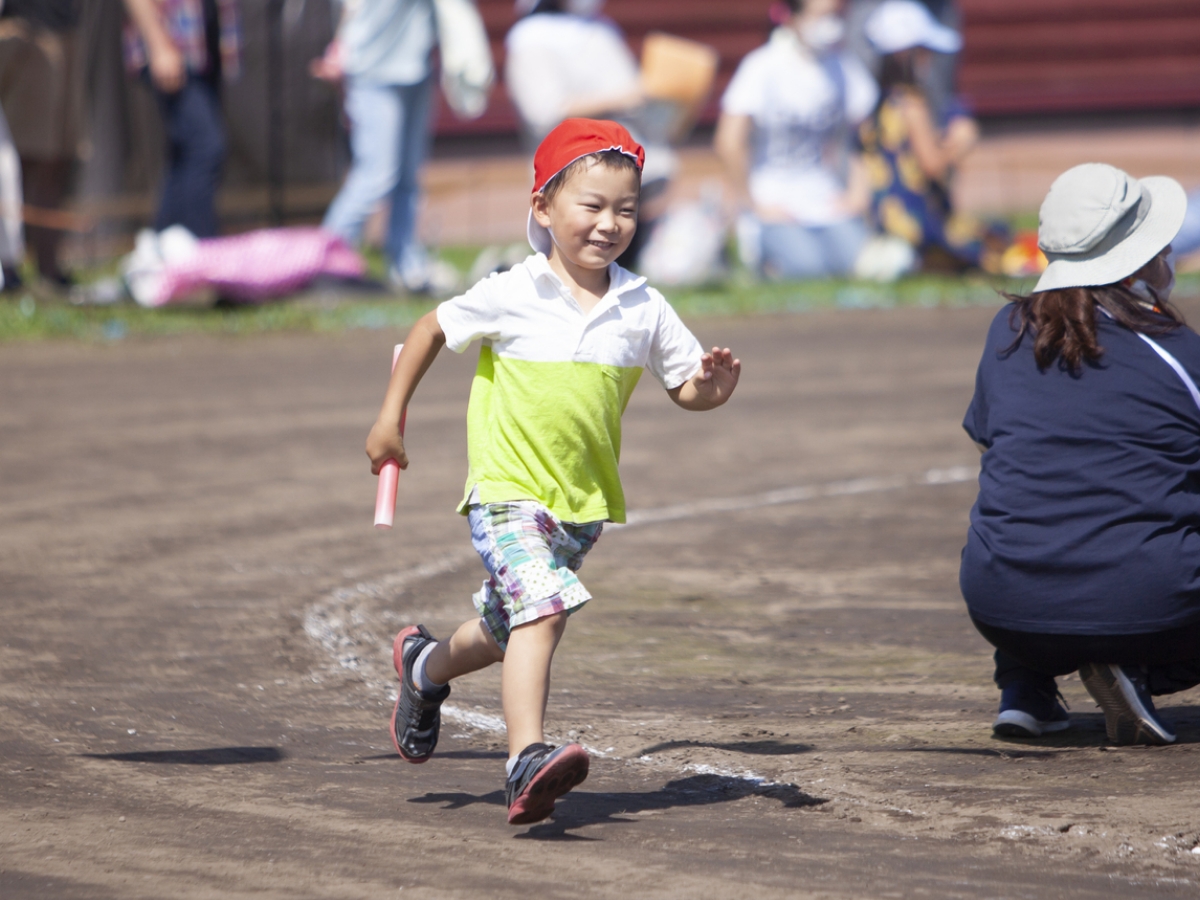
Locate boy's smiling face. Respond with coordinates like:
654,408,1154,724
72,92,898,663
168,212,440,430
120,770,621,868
532,160,640,274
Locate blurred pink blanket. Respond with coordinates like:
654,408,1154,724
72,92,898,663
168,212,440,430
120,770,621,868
156,228,365,305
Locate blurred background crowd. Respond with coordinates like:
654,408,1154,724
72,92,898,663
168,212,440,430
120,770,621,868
2,0,1200,305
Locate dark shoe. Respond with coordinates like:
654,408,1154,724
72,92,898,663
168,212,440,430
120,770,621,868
1,265,20,292
505,742,589,825
389,625,450,763
1078,663,1175,746
993,681,1071,738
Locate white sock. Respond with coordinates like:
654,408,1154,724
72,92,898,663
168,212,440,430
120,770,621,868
413,642,445,694
506,754,520,777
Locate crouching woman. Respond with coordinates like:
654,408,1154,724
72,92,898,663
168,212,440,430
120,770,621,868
962,163,1200,746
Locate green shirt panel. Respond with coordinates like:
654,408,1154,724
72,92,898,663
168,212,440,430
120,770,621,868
458,345,643,524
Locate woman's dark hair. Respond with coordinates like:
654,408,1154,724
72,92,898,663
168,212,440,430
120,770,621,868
1004,283,1183,372
878,50,918,97
538,150,641,203
526,0,565,14
782,0,805,11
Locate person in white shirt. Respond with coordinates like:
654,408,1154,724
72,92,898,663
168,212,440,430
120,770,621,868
715,0,878,279
504,0,675,268
366,119,740,825
504,0,641,144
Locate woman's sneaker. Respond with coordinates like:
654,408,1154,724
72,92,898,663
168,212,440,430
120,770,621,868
1078,663,1175,745
505,742,589,825
993,681,1071,738
390,625,450,763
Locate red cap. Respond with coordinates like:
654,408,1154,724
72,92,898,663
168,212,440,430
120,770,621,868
527,118,645,253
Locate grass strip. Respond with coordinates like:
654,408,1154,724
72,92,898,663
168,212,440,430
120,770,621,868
4,272,1199,344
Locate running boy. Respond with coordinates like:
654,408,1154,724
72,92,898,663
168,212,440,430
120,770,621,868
365,119,740,825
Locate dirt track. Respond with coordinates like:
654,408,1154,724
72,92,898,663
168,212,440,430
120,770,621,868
3,303,1200,899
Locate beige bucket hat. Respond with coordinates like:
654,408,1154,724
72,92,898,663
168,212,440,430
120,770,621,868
1035,163,1187,293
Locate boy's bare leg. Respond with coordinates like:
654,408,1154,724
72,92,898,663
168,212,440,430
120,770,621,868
424,618,505,685
501,612,568,756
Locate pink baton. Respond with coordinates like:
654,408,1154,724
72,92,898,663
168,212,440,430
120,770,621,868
374,343,405,529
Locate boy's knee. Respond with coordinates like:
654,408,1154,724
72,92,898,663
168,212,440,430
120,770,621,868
513,610,569,640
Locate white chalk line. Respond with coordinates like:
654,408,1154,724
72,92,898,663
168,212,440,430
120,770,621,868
618,465,973,528
303,465,976,783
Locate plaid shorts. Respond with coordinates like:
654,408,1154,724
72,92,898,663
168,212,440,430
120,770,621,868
468,501,604,650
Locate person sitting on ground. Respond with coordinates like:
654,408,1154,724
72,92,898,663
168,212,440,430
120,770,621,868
365,119,740,825
714,0,877,280
858,0,998,274
962,163,1200,746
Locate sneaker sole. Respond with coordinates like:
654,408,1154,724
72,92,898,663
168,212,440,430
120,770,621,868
507,744,590,826
390,626,433,764
993,709,1071,738
1078,663,1175,746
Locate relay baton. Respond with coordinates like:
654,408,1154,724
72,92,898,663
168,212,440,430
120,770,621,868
373,343,406,529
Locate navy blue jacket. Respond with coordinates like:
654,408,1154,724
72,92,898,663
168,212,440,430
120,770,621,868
961,305,1200,634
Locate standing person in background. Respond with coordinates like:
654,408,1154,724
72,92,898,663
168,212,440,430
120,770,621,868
0,101,22,290
122,0,241,239
714,0,877,280
0,0,83,288
314,0,440,294
504,0,673,270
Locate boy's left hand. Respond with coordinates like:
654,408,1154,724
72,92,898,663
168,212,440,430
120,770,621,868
671,347,741,410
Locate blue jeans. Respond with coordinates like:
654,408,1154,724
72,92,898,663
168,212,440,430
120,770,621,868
322,75,434,286
154,76,226,237
760,218,868,279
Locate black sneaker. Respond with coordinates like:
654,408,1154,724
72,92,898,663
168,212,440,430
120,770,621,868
505,742,589,825
993,681,1071,738
1078,663,1175,746
389,625,450,763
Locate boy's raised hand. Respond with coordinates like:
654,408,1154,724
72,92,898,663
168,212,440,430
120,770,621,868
670,346,741,410
696,346,741,403
366,419,408,474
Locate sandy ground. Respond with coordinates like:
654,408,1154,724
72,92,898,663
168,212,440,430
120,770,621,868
4,302,1200,898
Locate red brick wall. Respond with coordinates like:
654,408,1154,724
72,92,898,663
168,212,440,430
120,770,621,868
959,0,1200,114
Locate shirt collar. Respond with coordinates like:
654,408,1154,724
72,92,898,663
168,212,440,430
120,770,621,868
526,252,647,302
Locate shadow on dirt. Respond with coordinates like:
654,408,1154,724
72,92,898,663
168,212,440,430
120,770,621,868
81,746,284,765
409,774,827,838
527,775,827,838
635,738,813,757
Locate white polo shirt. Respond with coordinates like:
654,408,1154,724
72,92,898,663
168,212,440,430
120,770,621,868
436,253,703,524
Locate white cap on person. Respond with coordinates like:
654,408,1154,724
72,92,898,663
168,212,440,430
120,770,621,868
864,0,962,55
1034,163,1187,292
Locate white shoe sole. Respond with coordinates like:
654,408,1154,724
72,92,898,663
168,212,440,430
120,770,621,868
993,709,1071,738
1079,663,1175,745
